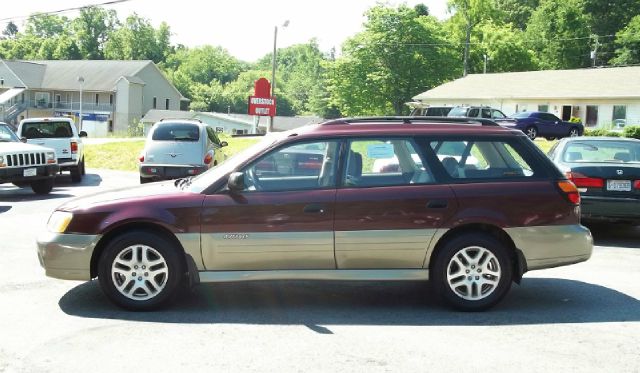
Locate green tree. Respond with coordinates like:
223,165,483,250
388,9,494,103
2,22,18,39
525,0,591,69
493,0,539,30
469,21,538,73
103,13,170,62
25,13,69,38
166,45,243,85
72,6,118,59
611,15,640,65
584,0,640,65
328,5,458,116
448,0,494,76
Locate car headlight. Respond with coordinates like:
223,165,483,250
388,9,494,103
46,152,56,164
47,211,73,233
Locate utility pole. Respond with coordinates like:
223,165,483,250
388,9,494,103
483,54,488,74
591,35,599,67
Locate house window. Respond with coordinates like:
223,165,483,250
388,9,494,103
586,105,599,127
153,97,157,109
538,105,549,112
95,93,99,105
612,105,626,121
55,94,61,103
109,94,113,105
165,98,170,110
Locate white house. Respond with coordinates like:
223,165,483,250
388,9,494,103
411,66,640,128
0,60,187,136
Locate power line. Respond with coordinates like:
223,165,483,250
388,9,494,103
0,0,133,23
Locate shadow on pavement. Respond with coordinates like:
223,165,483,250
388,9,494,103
585,222,640,248
0,173,102,201
59,278,640,328
0,205,12,213
54,172,103,187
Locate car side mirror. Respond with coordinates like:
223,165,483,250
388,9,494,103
79,131,88,138
220,141,228,147
227,171,245,192
20,137,27,143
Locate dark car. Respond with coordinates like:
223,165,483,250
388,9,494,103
496,111,583,140
548,136,640,224
447,106,508,120
37,117,592,312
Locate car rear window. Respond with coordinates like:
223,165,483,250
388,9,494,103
428,139,537,179
563,140,640,163
152,123,200,141
22,121,74,139
448,107,468,117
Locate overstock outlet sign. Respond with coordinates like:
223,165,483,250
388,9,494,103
248,78,277,116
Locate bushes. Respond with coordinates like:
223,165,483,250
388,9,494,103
583,125,639,139
623,125,640,139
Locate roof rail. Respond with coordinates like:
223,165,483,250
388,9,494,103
159,117,202,123
321,116,500,126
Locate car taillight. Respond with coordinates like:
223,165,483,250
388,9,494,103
70,141,78,154
204,153,212,165
566,171,604,188
138,153,144,162
557,180,580,205
634,180,640,189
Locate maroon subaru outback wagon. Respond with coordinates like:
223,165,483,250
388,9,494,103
37,117,593,311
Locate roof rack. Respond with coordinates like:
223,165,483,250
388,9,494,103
321,116,500,126
159,118,202,123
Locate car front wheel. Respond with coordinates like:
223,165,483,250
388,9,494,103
98,231,184,311
432,233,513,311
525,126,537,140
31,179,54,194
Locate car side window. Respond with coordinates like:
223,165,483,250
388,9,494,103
427,139,536,179
241,140,340,192
468,108,479,117
481,108,492,118
206,127,221,146
343,138,433,187
492,110,506,119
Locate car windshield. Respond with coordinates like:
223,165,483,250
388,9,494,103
152,123,200,141
187,132,284,193
562,140,640,163
512,112,532,118
22,121,74,138
0,124,19,142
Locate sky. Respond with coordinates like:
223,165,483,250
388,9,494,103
1,0,450,62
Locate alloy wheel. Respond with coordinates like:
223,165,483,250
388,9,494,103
446,246,501,301
111,244,169,301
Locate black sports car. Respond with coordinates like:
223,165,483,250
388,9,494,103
548,136,640,224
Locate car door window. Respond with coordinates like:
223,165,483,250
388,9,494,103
491,110,506,119
242,140,340,192
344,138,432,187
481,108,492,118
467,108,479,117
428,139,537,179
206,127,221,146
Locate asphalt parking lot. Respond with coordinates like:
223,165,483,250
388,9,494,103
1,169,639,372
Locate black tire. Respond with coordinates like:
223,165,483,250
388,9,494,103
31,178,54,195
70,164,82,183
140,176,150,184
525,126,537,140
80,158,86,175
98,230,184,311
431,233,513,311
545,137,556,141
568,127,580,137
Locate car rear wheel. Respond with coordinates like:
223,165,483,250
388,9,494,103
545,137,556,141
525,126,537,140
569,127,580,137
80,157,86,175
31,179,54,194
432,233,513,311
98,231,184,311
70,163,82,183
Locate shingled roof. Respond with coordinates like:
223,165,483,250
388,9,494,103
413,66,640,101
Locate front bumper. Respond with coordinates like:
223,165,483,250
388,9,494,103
505,224,593,271
139,164,207,180
581,195,640,223
0,164,59,184
37,232,101,281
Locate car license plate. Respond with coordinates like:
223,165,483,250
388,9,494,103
23,168,37,177
607,180,631,191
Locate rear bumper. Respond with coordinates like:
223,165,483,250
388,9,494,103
139,164,207,180
0,164,59,184
37,232,100,281
505,224,593,271
581,196,640,223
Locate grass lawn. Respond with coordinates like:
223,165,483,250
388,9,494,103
85,135,558,172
